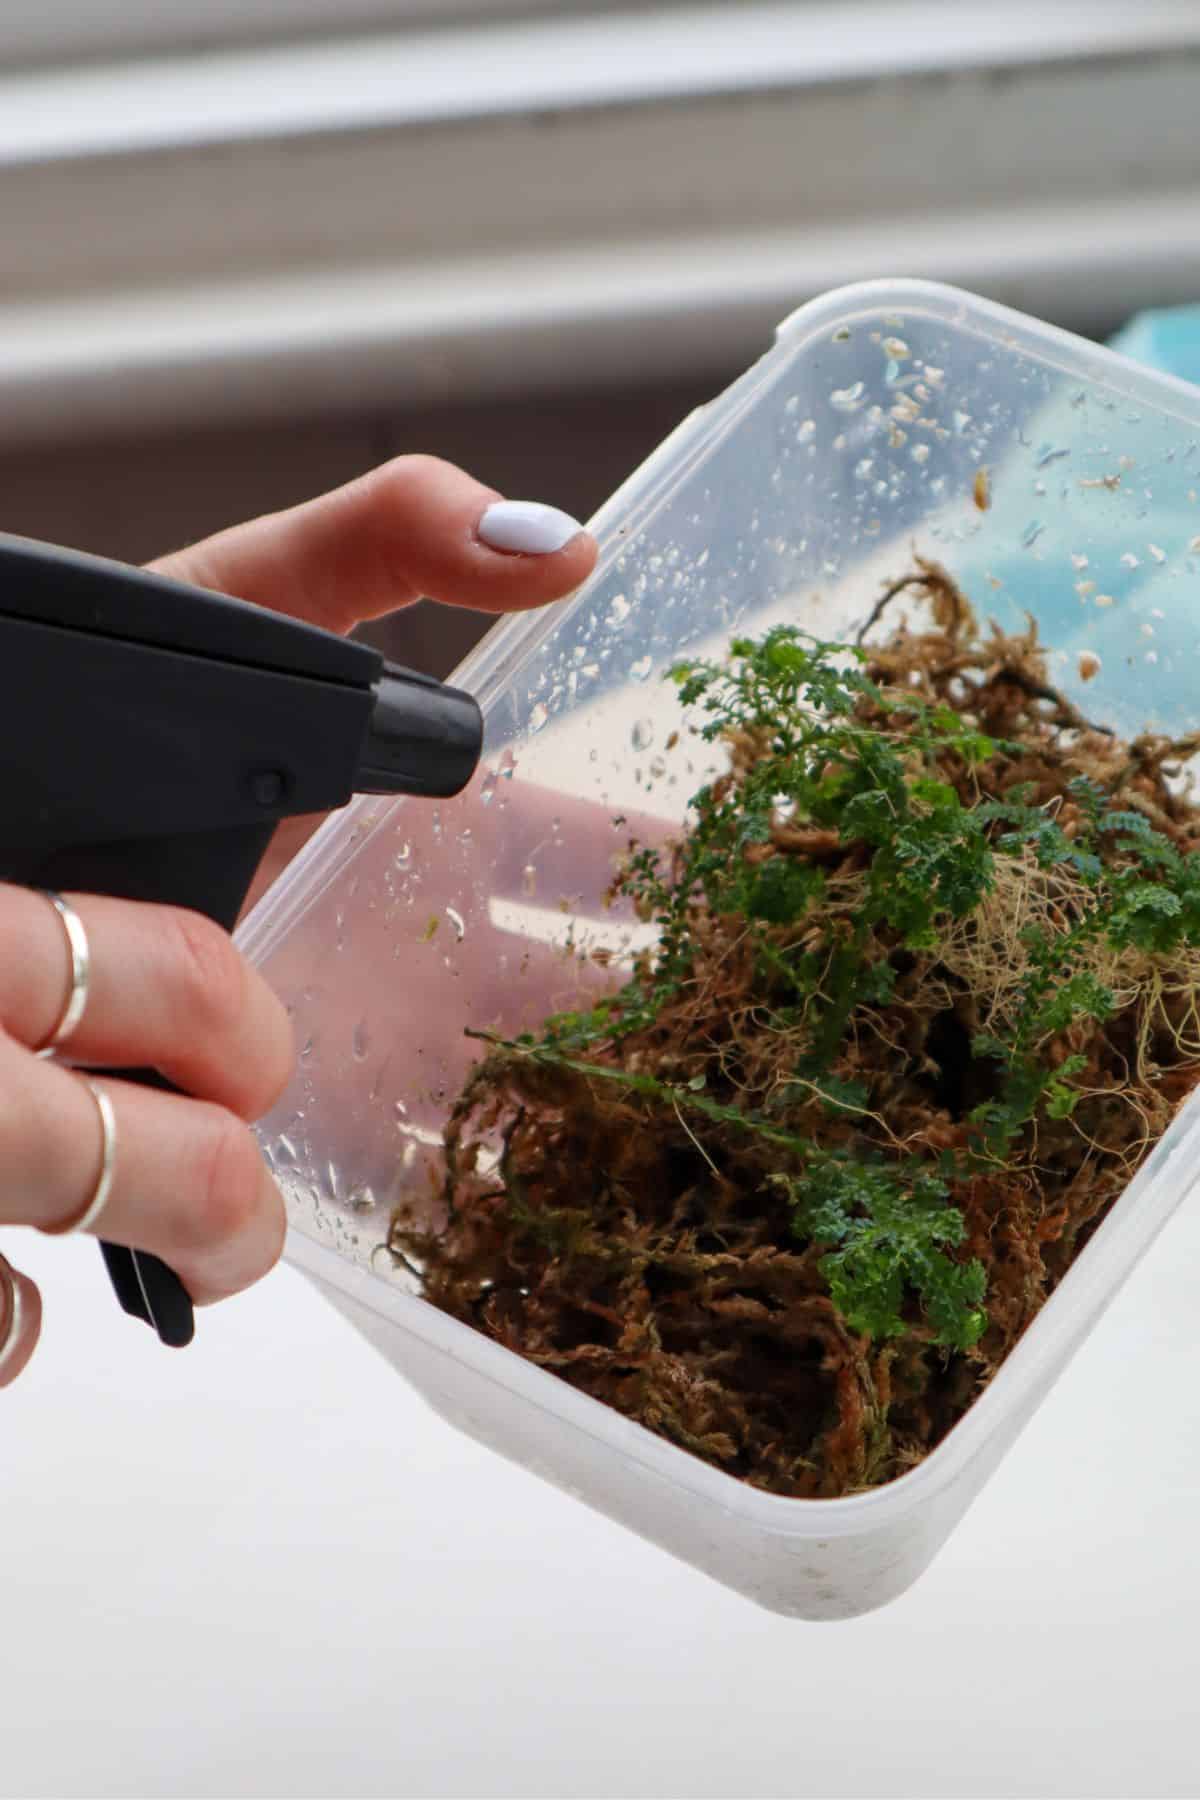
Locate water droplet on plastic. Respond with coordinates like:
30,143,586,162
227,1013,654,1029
347,1187,376,1214
300,1036,315,1063
911,443,930,465
1120,552,1140,569
1070,552,1089,570
352,1022,370,1062
605,593,631,629
796,418,816,442
445,906,466,941
631,718,655,751
393,1098,408,1120
528,702,549,733
630,654,653,682
649,755,667,778
1022,520,1045,548
953,410,971,435
1148,543,1167,564
830,382,865,413
522,864,538,897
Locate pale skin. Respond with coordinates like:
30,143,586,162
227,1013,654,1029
0,455,599,1386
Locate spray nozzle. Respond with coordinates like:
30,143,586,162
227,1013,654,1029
360,663,483,798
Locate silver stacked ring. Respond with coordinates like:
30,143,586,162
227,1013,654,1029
33,890,91,1058
28,892,117,1234
0,1261,24,1376
64,1081,117,1236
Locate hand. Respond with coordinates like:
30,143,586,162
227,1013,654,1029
0,458,596,1387
151,459,596,916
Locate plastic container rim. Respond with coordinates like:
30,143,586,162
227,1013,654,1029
450,276,1200,719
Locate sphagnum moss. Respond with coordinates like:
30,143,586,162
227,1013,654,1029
390,563,1200,1498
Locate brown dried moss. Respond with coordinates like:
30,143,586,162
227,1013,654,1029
390,565,1200,1498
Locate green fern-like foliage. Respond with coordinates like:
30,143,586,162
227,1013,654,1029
528,628,1200,1352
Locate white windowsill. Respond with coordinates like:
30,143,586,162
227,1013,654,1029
1,0,1198,442
0,0,1196,163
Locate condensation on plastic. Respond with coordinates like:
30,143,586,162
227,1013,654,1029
237,280,1200,1619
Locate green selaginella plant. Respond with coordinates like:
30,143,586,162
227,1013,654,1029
392,571,1200,1496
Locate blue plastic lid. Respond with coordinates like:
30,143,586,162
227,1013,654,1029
1110,305,1200,387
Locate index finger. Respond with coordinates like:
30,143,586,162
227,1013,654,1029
149,455,597,636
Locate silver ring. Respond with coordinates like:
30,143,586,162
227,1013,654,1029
0,1259,23,1377
46,1078,117,1237
33,890,91,1058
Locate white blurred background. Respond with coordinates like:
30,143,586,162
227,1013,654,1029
4,0,1200,676
5,6,1200,1797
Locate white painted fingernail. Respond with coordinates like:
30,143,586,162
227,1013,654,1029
478,500,584,555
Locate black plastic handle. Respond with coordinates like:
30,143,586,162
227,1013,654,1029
96,1065,198,1347
101,1245,195,1347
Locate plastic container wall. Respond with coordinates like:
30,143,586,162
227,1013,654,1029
238,281,1200,1618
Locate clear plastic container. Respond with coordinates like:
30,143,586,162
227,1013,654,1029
238,280,1200,1619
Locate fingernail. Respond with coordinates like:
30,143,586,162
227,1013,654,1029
478,500,584,556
